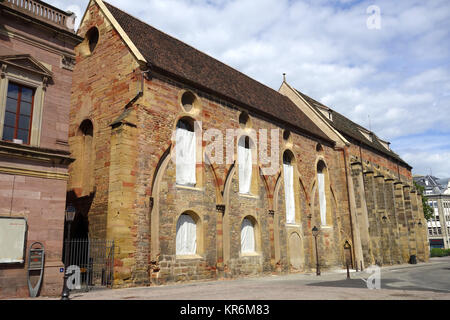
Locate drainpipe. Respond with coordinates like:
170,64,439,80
125,64,151,109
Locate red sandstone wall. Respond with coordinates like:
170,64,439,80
0,14,76,152
0,9,78,298
348,143,412,182
68,3,141,239
0,174,67,298
69,2,357,286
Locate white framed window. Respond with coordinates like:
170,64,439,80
175,119,196,186
0,63,48,147
176,214,197,255
283,151,296,224
317,161,327,226
241,217,255,254
238,136,252,194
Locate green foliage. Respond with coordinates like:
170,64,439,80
430,248,450,257
414,181,434,221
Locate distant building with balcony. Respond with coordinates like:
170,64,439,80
0,0,82,298
414,175,450,249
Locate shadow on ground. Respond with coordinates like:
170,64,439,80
306,278,450,293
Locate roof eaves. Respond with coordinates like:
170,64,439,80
93,0,147,65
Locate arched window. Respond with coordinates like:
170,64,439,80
238,136,252,194
241,217,255,253
176,118,196,186
317,161,327,226
86,27,99,53
78,119,93,195
176,214,197,255
283,151,296,224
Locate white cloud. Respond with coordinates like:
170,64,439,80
43,0,450,176
403,151,450,178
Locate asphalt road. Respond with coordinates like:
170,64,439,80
12,256,450,300
307,257,450,293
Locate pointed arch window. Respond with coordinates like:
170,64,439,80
238,136,252,194
283,151,296,224
317,161,327,226
176,119,196,186
241,217,255,253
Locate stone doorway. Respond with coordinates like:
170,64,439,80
289,232,304,271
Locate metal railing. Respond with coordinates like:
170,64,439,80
2,0,75,31
63,239,115,291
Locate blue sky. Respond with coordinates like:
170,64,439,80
48,0,450,177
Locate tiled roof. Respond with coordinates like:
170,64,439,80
297,90,411,168
103,2,332,143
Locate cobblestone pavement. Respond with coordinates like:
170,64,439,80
10,257,450,300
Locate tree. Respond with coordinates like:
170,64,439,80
414,181,434,221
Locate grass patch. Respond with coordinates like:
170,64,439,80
430,248,450,257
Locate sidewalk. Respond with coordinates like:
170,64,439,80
8,257,450,300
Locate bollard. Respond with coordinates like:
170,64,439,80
346,263,350,280
361,261,363,271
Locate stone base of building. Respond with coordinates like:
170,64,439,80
0,260,64,299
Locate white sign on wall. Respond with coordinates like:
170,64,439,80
0,217,27,264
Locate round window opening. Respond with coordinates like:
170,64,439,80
181,91,196,112
283,130,291,141
239,112,250,128
86,27,99,53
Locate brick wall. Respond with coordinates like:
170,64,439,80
67,1,428,289
0,6,79,298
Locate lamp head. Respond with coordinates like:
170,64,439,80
65,205,76,222
344,240,351,250
312,226,319,237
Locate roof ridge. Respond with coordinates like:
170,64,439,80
102,1,333,143
103,1,288,101
297,89,374,133
296,88,411,167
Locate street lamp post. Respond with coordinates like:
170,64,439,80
312,226,320,276
344,240,352,279
61,205,76,301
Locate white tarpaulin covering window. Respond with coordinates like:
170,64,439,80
176,127,196,186
283,164,296,224
318,172,327,225
176,214,197,255
238,138,252,194
241,218,255,253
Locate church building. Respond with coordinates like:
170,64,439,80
67,0,428,288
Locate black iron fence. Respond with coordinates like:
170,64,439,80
63,239,115,291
